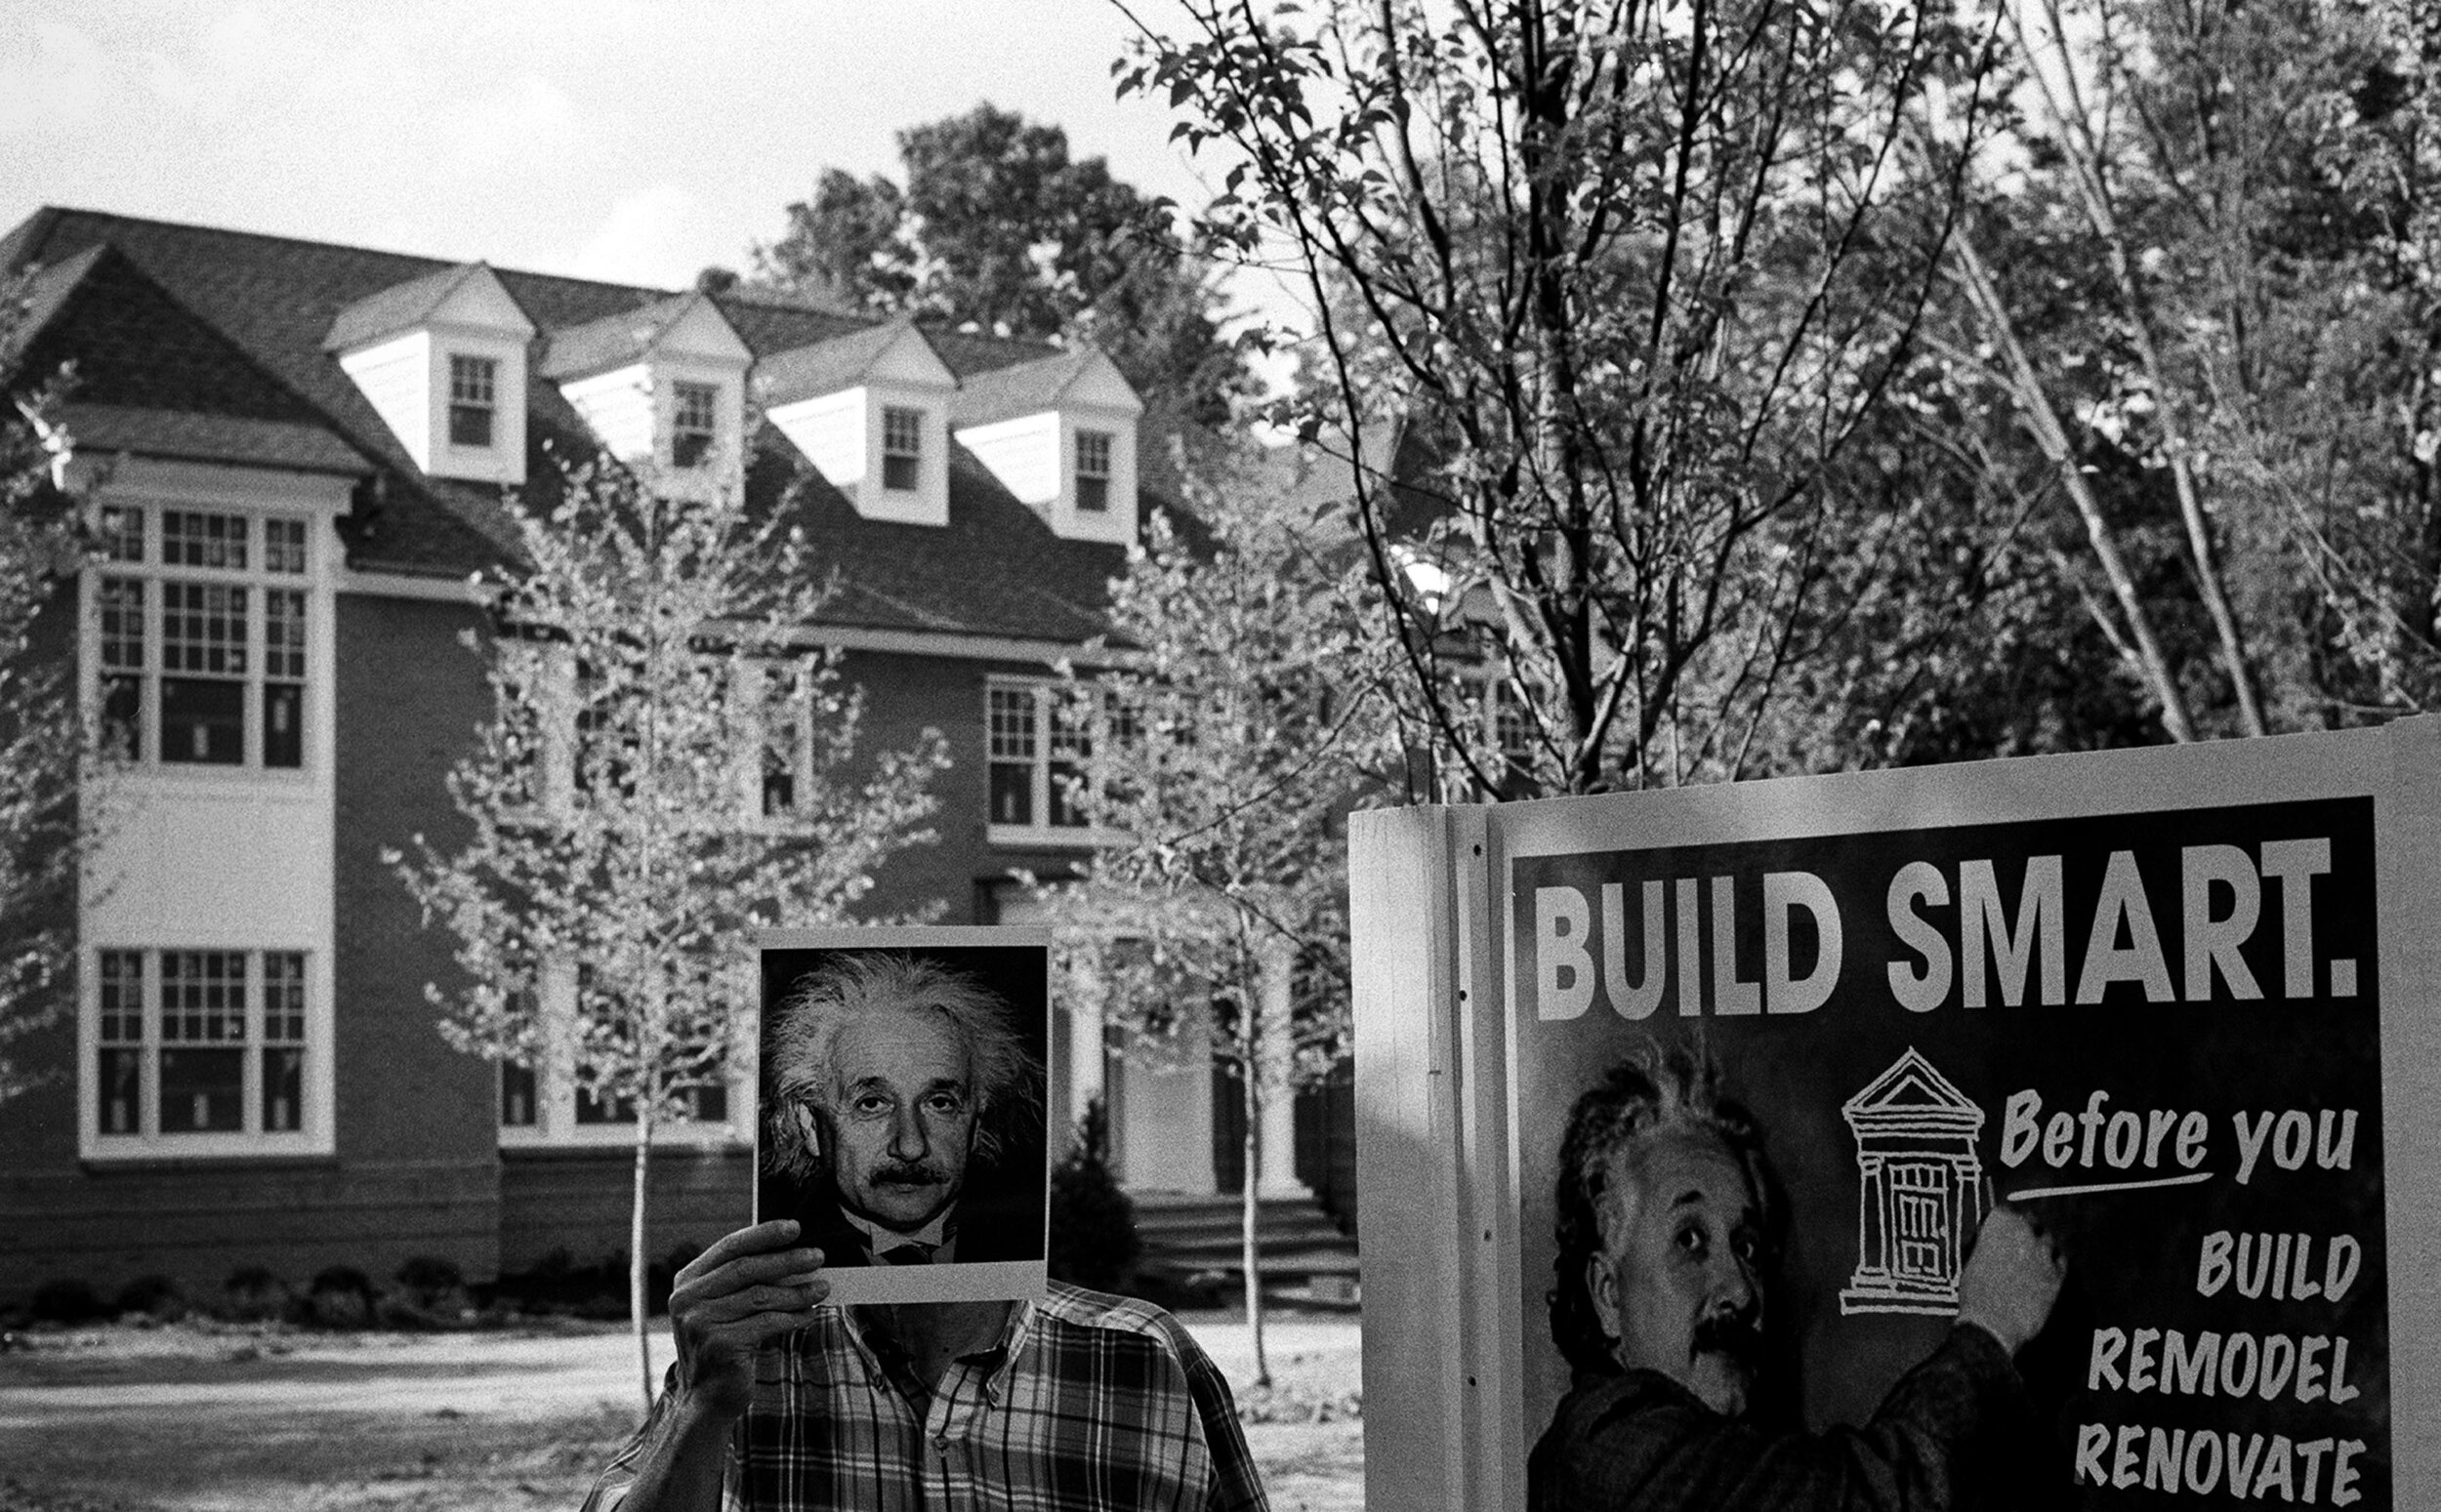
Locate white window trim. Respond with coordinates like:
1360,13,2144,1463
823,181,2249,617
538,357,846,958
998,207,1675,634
1074,428,1114,512
80,499,330,783
880,403,925,493
495,960,749,1150
985,676,1125,849
671,380,720,469
448,352,499,452
79,943,336,1161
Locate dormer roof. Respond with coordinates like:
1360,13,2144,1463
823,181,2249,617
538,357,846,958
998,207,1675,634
321,261,534,352
756,317,955,406
537,290,750,382
950,345,1142,428
2,206,1167,624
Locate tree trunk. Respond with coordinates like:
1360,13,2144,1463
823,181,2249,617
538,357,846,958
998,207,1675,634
1241,1056,1269,1389
632,1111,654,1413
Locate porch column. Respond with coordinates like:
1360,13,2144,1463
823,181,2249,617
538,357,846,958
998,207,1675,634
1066,996,1104,1132
1255,937,1311,1199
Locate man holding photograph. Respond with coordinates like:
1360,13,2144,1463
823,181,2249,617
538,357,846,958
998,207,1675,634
583,948,1269,1511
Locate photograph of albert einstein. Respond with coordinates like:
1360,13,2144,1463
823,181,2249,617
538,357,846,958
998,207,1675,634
755,943,1050,1301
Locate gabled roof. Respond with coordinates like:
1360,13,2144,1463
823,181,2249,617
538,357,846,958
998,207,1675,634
537,290,746,382
754,317,952,406
6,239,373,478
949,345,1141,428
322,261,534,352
1,207,1157,633
2,244,104,371
1841,1047,1984,1131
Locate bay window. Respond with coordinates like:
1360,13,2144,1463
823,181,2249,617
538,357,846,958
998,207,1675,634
92,947,315,1147
92,506,313,771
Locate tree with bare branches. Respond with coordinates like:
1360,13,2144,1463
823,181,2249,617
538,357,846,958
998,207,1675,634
1122,0,2001,794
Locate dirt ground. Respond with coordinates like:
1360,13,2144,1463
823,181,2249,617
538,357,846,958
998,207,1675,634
0,1311,1364,1512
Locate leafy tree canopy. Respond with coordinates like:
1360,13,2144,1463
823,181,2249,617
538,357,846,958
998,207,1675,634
753,102,1254,433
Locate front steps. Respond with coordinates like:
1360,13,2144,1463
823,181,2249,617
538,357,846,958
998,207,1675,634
1128,1190,1360,1307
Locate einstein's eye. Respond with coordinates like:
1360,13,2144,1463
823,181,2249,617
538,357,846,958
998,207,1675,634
850,1094,890,1118
922,1089,968,1116
1732,1229,1760,1265
1676,1223,1708,1258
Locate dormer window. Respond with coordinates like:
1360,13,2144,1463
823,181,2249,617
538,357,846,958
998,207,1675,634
448,355,498,449
759,321,957,527
882,405,925,492
540,292,751,490
949,347,1143,543
327,263,534,485
1076,429,1113,512
672,382,719,468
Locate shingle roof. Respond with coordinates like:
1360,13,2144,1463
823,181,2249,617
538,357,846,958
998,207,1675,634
3,244,104,371
1,208,1147,640
60,405,371,475
756,317,932,406
322,262,528,352
538,290,722,381
949,347,1096,428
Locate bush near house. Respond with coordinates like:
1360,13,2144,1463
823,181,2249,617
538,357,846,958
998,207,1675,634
1048,1097,1140,1294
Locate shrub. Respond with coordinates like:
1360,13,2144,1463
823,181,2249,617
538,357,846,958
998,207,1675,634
1048,1097,1139,1293
307,1265,377,1328
221,1265,289,1323
113,1274,186,1322
387,1255,473,1328
29,1277,105,1325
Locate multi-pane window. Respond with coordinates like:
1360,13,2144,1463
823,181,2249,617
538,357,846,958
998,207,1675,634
672,382,718,468
1075,429,1113,512
987,680,1119,838
449,354,497,448
500,968,731,1142
882,406,923,492
988,683,1043,829
501,1060,540,1127
92,947,312,1144
92,508,312,770
762,665,806,817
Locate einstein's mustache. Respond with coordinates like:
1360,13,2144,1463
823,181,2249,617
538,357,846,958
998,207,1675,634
1691,1306,1764,1369
866,1159,950,1189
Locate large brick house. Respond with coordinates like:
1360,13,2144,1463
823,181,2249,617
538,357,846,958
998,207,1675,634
0,208,1343,1304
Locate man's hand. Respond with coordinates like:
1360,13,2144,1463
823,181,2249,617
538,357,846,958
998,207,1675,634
669,1219,830,1420
1956,1205,2065,1356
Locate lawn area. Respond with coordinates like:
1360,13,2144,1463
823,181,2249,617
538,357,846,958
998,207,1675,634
0,1311,1363,1512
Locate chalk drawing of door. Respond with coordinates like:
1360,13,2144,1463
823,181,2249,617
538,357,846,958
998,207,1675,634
1838,1047,1986,1317
1889,1163,1950,1282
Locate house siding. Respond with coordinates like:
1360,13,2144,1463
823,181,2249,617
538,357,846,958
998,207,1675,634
327,591,503,1276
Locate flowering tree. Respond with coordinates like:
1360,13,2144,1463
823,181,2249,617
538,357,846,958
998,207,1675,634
0,272,97,1106
395,452,945,1406
1041,461,1391,1384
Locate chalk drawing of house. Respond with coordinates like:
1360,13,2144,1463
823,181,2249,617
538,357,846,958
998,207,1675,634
1839,1047,1988,1317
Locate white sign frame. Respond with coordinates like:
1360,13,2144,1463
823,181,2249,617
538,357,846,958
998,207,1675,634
1351,720,2441,1509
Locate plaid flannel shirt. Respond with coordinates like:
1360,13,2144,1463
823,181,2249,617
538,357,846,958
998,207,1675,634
584,1282,1270,1512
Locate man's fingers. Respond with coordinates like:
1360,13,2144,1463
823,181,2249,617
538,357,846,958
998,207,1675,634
682,1220,804,1283
679,1247,825,1301
683,1279,830,1328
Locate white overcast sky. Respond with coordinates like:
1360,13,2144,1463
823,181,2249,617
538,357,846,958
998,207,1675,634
0,0,1270,305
